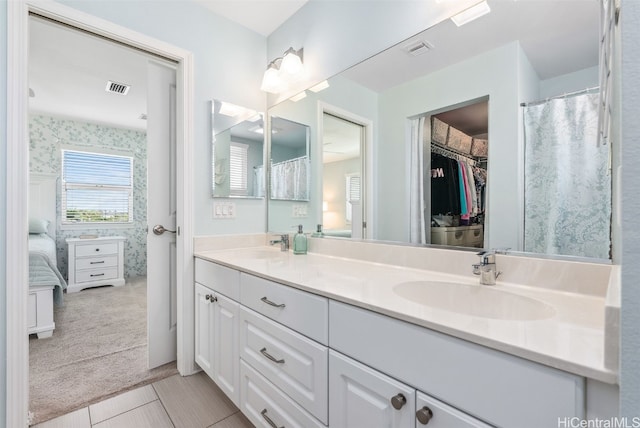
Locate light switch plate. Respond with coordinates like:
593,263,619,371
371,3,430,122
292,204,308,218
213,201,236,219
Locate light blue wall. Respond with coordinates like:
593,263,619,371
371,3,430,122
59,0,268,236
539,66,599,99
1,0,7,422
620,0,640,416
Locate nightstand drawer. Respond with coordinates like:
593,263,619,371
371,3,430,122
75,242,118,257
75,255,118,270
75,267,119,283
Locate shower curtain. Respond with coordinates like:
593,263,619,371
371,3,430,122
409,116,427,244
270,156,309,200
523,92,611,259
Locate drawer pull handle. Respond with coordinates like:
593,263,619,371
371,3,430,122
261,296,285,308
391,393,407,410
90,261,105,265
205,294,217,303
416,406,434,425
261,409,283,428
260,347,285,364
90,273,105,277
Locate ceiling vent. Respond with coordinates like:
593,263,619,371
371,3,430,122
105,80,131,95
403,40,433,57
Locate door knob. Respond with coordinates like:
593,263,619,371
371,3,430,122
390,393,407,410
416,406,434,425
152,224,176,235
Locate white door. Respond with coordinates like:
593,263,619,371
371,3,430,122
147,60,178,368
195,284,214,377
329,350,416,428
212,293,240,405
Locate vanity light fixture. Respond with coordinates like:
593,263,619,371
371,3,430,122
260,47,305,93
290,91,307,102
309,80,330,93
451,0,491,27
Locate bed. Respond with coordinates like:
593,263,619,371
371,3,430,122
29,174,67,339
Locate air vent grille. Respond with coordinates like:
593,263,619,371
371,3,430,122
403,40,433,57
105,81,131,95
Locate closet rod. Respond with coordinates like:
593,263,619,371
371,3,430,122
431,142,477,165
520,86,600,107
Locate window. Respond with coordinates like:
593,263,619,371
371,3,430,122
346,174,361,223
229,142,248,196
61,149,133,224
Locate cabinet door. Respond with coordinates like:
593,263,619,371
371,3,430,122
415,391,492,428
195,283,215,378
213,293,240,406
329,350,415,428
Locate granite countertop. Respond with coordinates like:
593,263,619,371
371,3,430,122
195,246,616,384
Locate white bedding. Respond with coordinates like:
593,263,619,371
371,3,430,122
28,233,58,267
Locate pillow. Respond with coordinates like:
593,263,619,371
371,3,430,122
29,218,50,234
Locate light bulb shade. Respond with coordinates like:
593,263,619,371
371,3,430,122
281,48,303,75
260,65,285,93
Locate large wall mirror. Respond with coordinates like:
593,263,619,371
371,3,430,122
266,0,611,261
211,99,265,198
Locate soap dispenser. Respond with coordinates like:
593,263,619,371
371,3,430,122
293,224,308,255
311,224,324,238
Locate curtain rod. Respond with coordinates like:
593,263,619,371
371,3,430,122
520,86,600,107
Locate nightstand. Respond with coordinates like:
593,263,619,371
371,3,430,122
66,236,126,293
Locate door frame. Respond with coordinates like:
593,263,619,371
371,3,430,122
317,102,375,239
6,1,196,426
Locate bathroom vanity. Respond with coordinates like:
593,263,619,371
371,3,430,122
194,236,618,428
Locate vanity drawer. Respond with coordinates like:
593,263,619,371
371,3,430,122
75,242,118,257
329,301,584,428
75,267,119,283
240,273,328,344
195,258,241,301
240,360,325,428
240,307,328,424
75,255,118,271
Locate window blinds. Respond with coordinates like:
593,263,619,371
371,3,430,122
230,142,248,196
61,149,133,223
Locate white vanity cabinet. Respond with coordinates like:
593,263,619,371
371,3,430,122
329,300,585,428
195,260,241,406
329,350,492,428
329,350,416,427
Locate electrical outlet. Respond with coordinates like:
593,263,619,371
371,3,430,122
213,201,236,219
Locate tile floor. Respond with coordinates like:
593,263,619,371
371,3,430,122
32,372,254,428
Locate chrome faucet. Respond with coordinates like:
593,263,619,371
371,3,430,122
269,234,290,252
472,250,502,285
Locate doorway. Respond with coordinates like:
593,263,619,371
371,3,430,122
322,113,365,238
318,104,374,240
26,14,178,424
7,2,195,426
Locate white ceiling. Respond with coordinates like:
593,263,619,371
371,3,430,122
28,0,599,134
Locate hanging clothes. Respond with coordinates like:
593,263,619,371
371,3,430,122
430,153,461,215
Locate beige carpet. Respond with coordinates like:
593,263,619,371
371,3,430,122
29,277,178,425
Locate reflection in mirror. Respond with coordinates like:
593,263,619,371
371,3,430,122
426,100,488,248
270,116,310,201
211,100,265,198
322,113,364,239
266,1,608,260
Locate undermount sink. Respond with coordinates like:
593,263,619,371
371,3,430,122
393,281,556,321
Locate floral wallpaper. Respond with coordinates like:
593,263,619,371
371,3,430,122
29,114,147,279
